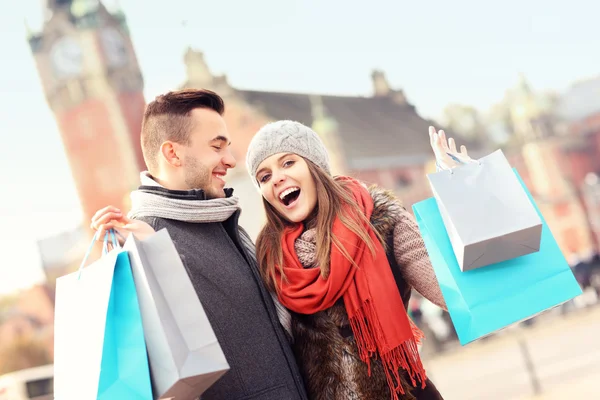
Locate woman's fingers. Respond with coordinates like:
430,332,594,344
448,137,457,154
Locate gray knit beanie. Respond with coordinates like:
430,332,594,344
246,120,331,188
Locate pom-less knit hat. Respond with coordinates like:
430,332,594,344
246,120,331,188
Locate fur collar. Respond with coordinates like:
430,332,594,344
368,184,405,249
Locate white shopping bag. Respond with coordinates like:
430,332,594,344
54,232,152,400
427,149,542,271
123,229,230,400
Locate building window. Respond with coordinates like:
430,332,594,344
396,176,411,189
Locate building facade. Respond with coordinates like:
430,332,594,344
28,0,146,231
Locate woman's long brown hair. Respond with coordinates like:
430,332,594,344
255,159,382,294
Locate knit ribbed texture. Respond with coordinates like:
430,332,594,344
128,172,241,222
392,209,447,310
246,120,331,189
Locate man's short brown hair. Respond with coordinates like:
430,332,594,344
141,88,225,171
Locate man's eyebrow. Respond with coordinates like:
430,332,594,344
211,135,231,145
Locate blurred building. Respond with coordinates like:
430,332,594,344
440,103,493,148
18,1,148,361
20,1,474,293
27,2,600,267
181,50,475,237
24,2,600,256
487,74,600,257
28,0,472,243
556,76,600,253
36,225,88,288
0,285,55,362
27,0,146,231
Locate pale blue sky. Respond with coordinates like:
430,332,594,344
0,0,598,293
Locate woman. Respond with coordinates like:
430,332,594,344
243,121,471,400
91,123,469,400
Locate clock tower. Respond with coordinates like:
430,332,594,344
28,0,146,228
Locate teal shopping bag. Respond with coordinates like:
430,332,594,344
54,231,152,400
413,169,582,345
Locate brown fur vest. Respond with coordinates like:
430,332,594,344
290,186,419,400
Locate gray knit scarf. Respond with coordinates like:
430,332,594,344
128,172,241,222
128,172,293,338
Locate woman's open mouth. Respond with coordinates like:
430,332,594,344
279,187,301,208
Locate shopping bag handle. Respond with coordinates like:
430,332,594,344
77,229,120,280
102,229,121,254
436,152,481,174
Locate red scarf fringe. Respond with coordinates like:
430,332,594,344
349,299,426,399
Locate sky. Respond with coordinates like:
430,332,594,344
0,0,598,294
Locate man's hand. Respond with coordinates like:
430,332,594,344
91,205,156,245
429,126,473,170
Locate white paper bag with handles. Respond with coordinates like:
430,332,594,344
427,149,542,271
54,231,153,400
123,229,230,400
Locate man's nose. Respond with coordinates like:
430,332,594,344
223,148,237,169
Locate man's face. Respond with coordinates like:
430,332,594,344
179,108,236,198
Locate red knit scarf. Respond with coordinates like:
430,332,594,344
276,178,427,399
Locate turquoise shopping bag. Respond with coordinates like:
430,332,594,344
54,231,152,399
413,169,582,345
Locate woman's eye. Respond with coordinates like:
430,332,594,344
212,146,221,150
259,174,271,183
283,160,295,167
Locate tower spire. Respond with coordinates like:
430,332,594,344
181,19,195,51
23,17,33,37
70,0,100,17
45,0,74,12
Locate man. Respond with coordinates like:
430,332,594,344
91,89,307,400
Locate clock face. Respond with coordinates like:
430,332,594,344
50,37,83,78
100,27,128,67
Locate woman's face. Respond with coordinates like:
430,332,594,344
256,153,318,223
